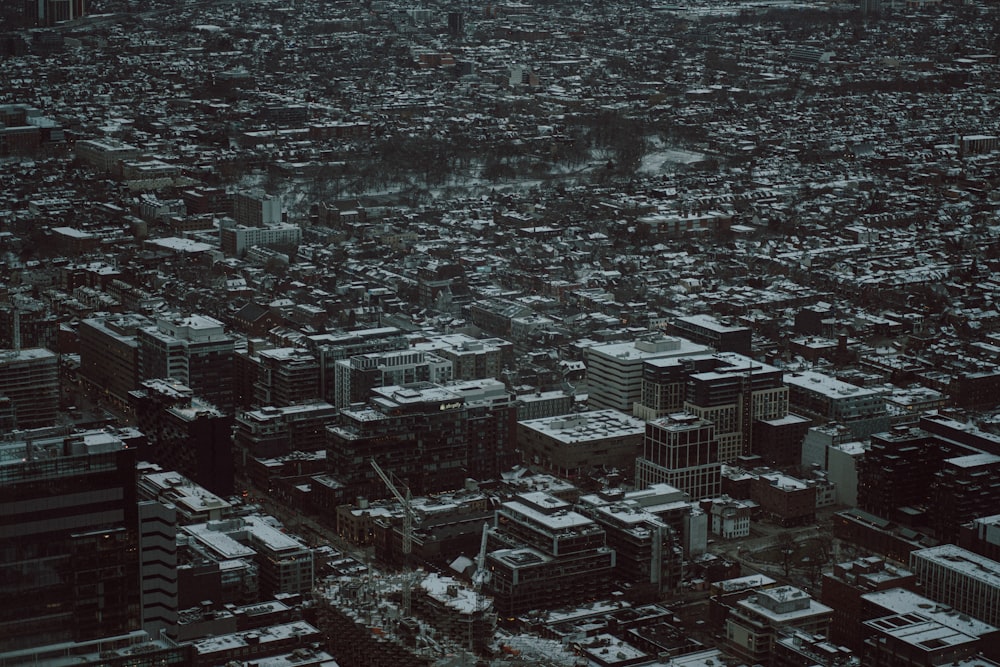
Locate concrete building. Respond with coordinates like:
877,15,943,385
138,499,178,638
909,545,1000,628
578,485,696,595
220,222,301,257
725,586,833,666
784,370,888,439
412,333,513,381
138,314,235,413
635,413,721,501
232,191,282,227
684,354,789,464
586,334,712,413
930,453,1000,544
328,383,475,498
233,401,337,471
862,613,987,667
861,588,1000,660
333,348,452,408
74,138,140,171
517,409,646,479
253,347,321,407
707,497,752,539
0,347,58,428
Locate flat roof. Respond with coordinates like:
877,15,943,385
862,588,997,637
785,370,886,399
518,409,645,443
911,545,1000,587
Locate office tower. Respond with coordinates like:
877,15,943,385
586,334,712,413
232,191,282,227
684,354,789,464
784,370,888,439
138,314,235,413
79,314,152,408
517,409,646,478
635,413,721,501
670,314,752,356
0,347,58,428
486,492,615,617
130,379,234,496
909,545,1000,628
0,431,140,651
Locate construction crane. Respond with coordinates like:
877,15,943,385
370,458,416,615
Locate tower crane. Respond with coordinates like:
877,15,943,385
370,458,416,615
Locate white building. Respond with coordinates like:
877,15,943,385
586,334,711,413
910,545,1000,628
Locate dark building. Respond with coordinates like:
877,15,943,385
670,314,752,356
0,431,140,651
930,453,1000,544
486,492,615,617
328,382,470,497
130,379,235,496
857,427,952,525
0,347,58,428
137,314,235,414
753,414,812,467
820,557,917,652
79,314,151,408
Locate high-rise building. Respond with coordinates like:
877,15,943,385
635,413,721,501
232,191,282,227
0,347,58,428
138,314,235,413
683,354,788,464
0,430,140,651
138,500,178,638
